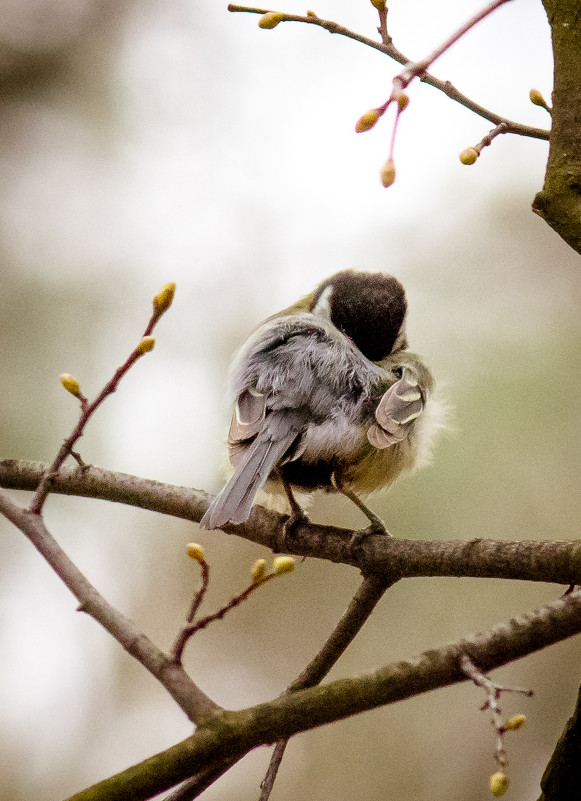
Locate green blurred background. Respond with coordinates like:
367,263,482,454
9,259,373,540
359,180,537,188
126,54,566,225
0,2,579,800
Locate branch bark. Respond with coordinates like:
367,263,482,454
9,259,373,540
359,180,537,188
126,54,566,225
63,588,581,801
538,684,581,801
532,1,581,253
0,488,220,725
2,459,580,585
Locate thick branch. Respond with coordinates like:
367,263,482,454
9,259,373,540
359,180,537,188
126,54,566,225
533,1,581,253
0,489,220,725
65,589,581,801
168,573,394,801
1,459,580,585
538,684,581,801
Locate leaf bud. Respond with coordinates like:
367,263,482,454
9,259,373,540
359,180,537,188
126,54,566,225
272,555,295,576
251,558,268,583
153,282,176,315
60,373,81,397
355,108,382,133
397,93,409,111
529,88,546,107
459,147,479,165
306,10,317,17
187,543,206,563
136,336,156,355
490,772,509,797
370,0,386,9
380,158,396,188
503,713,526,731
258,12,285,29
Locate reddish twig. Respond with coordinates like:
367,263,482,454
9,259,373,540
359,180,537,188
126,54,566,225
29,283,175,515
171,556,295,664
228,3,549,141
460,653,532,773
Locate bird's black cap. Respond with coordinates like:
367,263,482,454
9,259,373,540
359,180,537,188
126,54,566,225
311,269,407,362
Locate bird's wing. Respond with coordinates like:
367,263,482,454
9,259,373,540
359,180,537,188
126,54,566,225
227,388,267,467
367,368,425,449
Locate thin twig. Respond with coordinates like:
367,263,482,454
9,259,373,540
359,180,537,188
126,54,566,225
227,4,549,141
171,575,267,661
460,653,533,770
162,574,394,801
171,557,211,663
375,3,390,46
30,286,174,515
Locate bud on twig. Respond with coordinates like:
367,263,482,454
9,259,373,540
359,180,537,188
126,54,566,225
503,713,526,731
380,158,396,187
60,373,81,397
355,108,382,133
459,147,479,165
251,558,268,583
397,93,409,111
258,12,285,28
136,336,156,355
153,282,176,315
529,88,551,113
272,556,295,576
370,0,386,10
489,772,509,797
187,543,206,563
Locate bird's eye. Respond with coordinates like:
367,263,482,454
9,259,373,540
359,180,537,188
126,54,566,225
392,367,403,379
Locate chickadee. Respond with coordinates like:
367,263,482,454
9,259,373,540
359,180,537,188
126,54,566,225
201,269,441,534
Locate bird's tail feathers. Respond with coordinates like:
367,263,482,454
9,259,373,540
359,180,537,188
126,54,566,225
200,427,299,529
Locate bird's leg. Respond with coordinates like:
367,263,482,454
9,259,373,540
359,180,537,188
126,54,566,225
332,473,392,555
278,473,309,553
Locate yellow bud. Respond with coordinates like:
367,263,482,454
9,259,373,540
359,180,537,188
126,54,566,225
459,147,479,165
490,772,509,797
258,12,284,29
529,88,546,107
153,282,176,315
60,373,80,397
136,336,156,355
272,555,295,576
504,713,526,731
355,108,381,133
380,158,396,188
397,93,409,111
187,542,206,563
251,558,268,583
306,10,317,17
370,0,386,9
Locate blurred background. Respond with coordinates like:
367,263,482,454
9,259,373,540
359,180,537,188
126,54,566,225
0,1,579,799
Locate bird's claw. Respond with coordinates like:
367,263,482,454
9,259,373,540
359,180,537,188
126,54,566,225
277,509,310,554
348,519,392,560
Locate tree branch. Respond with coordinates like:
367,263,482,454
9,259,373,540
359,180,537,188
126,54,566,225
538,683,581,801
167,573,395,801
1,459,580,585
533,0,581,253
0,488,220,725
63,588,581,801
227,4,549,141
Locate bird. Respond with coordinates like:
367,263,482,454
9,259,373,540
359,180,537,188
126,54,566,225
200,269,442,537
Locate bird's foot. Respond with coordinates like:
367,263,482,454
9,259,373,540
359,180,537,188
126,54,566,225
277,508,310,554
348,518,392,560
